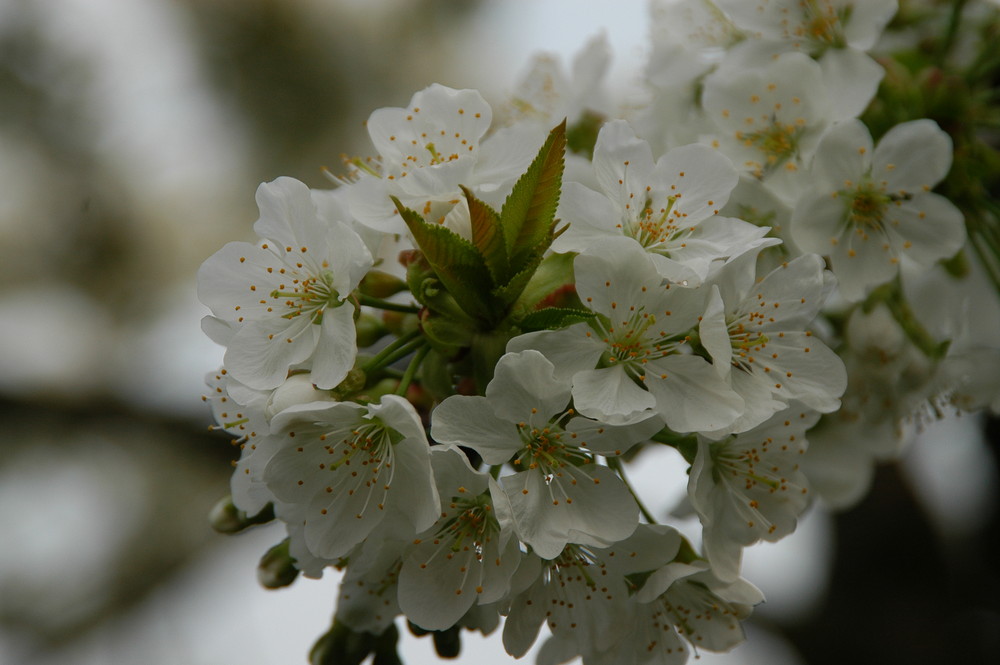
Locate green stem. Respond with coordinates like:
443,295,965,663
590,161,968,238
361,329,423,373
357,294,421,314
606,457,658,525
394,344,431,396
863,278,950,360
939,0,970,65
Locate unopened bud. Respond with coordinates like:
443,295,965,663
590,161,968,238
432,625,462,659
359,270,408,298
257,538,299,589
332,367,367,400
266,373,336,420
356,313,388,348
382,310,420,337
310,619,380,665
208,495,274,534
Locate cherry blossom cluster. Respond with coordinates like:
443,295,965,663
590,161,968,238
199,1,1000,663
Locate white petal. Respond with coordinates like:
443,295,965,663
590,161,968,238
486,350,572,423
309,303,357,390
818,49,885,121
889,194,966,266
592,120,655,204
551,182,621,254
431,395,521,465
790,190,849,255
506,326,606,382
811,119,873,188
573,365,658,425
652,143,739,223
873,119,952,195
645,355,745,434
225,315,318,389
699,286,732,380
252,177,324,251
501,463,638,559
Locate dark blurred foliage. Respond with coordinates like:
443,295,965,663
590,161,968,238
784,425,1000,664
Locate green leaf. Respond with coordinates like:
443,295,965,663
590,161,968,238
491,240,548,309
566,109,605,159
393,196,497,322
462,185,509,285
500,120,567,271
518,307,595,332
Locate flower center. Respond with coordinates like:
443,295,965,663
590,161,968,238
727,320,771,373
514,414,589,472
593,308,681,375
710,438,782,492
802,0,848,49
437,491,497,558
329,420,398,472
737,122,802,175
845,180,891,230
270,268,342,324
626,196,684,253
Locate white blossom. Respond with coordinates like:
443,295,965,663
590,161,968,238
343,84,543,237
698,253,846,435
397,447,527,631
702,51,833,202
197,177,373,390
263,395,439,560
688,407,820,580
432,351,662,559
510,238,744,432
554,120,777,286
791,119,965,302
714,0,897,118
503,525,683,662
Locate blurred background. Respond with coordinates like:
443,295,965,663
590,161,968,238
0,1,997,664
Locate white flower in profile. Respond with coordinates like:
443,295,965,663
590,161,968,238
344,84,542,237
630,560,763,661
507,32,613,128
715,0,897,119
197,177,373,390
262,395,439,560
647,0,742,89
554,120,778,286
791,119,965,302
702,51,832,202
802,303,935,508
509,238,744,433
503,525,683,662
203,367,275,516
335,535,408,634
397,447,529,631
431,351,662,559
688,407,820,581
698,253,846,435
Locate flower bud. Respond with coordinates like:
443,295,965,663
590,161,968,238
432,626,462,659
359,270,408,298
266,373,337,420
382,310,420,337
208,495,274,534
356,312,388,348
257,539,299,589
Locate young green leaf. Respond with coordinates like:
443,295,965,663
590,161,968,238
392,196,497,322
518,307,596,332
500,120,567,272
462,185,509,285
